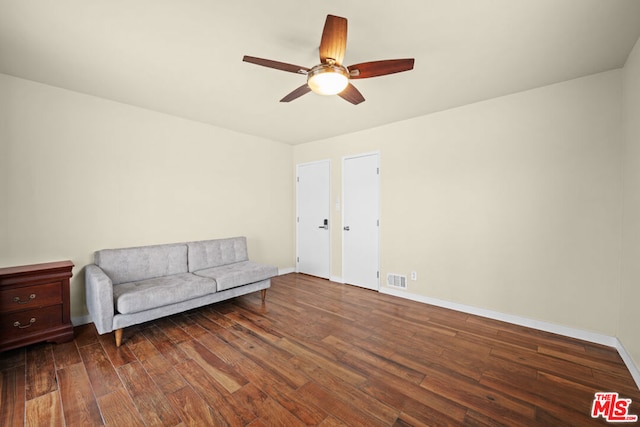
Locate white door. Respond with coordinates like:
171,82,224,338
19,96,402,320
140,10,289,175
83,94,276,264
342,153,380,290
296,161,331,278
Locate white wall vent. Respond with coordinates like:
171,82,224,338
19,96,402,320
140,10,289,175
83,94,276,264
387,273,407,289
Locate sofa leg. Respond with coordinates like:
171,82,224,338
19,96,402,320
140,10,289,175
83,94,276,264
115,328,123,347
261,289,267,302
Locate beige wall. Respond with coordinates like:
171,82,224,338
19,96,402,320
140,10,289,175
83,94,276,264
0,85,7,261
0,74,294,319
295,70,623,336
621,37,640,370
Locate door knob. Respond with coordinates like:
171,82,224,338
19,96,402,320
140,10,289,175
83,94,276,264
318,219,329,230
343,226,350,231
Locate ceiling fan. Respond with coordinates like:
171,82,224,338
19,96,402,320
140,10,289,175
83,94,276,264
242,14,415,105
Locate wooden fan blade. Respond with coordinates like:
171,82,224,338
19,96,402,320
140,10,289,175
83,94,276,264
347,59,415,79
243,56,309,74
338,83,365,105
280,84,312,102
319,15,347,65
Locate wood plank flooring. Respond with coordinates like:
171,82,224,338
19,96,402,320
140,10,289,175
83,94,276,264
1,273,639,426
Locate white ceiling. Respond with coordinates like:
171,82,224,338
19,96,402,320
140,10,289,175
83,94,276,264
2,1,640,145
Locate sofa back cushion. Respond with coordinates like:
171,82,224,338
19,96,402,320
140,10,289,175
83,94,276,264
187,237,248,272
95,243,188,285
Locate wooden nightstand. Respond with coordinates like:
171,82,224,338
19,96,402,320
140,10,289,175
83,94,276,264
0,260,74,352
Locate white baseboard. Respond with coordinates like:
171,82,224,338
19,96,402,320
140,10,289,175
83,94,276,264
330,276,344,283
379,286,640,390
615,339,640,390
278,267,295,275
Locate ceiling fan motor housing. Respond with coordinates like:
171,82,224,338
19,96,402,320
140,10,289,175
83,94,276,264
307,63,350,95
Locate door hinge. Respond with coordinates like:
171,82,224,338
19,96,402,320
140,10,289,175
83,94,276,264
297,217,299,223
297,257,299,263
377,271,380,278
377,167,379,175
377,219,379,226
297,176,300,182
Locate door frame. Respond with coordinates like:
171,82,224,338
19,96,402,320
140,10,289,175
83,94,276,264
341,151,381,290
296,159,332,279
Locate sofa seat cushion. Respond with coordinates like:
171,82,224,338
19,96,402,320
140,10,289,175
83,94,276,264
193,261,277,291
114,273,216,315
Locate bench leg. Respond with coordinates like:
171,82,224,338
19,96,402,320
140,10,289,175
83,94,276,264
115,328,123,347
261,289,267,302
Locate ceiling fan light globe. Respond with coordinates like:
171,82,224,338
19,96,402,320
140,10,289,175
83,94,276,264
307,64,349,95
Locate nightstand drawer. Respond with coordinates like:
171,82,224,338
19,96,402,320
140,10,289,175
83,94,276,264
0,282,63,313
0,304,64,342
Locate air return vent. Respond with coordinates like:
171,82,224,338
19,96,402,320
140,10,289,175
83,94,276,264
386,273,407,289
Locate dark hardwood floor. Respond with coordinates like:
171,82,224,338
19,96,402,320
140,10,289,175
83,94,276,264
1,273,639,426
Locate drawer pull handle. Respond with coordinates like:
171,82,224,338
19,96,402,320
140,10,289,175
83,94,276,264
14,318,36,328
13,294,36,304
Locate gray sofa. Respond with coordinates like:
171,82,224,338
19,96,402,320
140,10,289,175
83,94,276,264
85,236,277,346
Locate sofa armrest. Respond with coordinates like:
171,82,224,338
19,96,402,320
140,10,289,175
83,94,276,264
85,264,115,335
